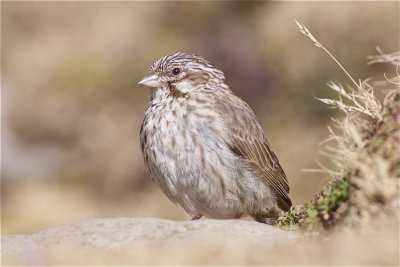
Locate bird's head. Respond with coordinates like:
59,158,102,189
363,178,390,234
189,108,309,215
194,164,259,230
138,52,226,95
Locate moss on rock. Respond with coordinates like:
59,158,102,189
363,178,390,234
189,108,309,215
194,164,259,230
278,89,399,232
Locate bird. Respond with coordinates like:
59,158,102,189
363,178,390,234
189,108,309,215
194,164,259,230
138,52,292,225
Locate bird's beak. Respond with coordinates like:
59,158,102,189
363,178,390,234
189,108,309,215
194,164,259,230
137,71,161,88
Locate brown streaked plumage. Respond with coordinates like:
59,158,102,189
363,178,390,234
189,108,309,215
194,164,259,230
138,52,292,224
216,93,292,211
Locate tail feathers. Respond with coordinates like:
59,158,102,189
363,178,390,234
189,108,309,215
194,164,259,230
277,194,292,212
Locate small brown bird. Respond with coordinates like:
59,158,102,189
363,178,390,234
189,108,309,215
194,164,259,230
138,52,292,224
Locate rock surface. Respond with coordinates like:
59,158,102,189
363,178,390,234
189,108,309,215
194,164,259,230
2,218,299,265
2,217,398,265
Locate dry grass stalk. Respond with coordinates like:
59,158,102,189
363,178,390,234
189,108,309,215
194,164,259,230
278,21,400,231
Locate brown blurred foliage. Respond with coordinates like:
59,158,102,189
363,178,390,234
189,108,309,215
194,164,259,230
2,1,399,234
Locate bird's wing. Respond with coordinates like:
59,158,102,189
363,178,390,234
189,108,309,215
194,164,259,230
216,94,292,210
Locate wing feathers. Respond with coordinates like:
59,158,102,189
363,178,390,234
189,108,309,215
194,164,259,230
216,95,292,209
233,136,291,204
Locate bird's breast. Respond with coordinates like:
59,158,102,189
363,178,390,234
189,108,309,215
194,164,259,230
141,95,232,184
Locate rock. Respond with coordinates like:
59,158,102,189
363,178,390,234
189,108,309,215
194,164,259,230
1,218,299,265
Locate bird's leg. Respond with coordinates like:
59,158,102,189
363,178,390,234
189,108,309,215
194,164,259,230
191,215,202,220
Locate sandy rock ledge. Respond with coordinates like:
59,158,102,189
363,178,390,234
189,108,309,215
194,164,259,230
2,218,299,265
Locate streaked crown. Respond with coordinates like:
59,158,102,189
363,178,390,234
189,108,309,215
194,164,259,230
151,52,226,82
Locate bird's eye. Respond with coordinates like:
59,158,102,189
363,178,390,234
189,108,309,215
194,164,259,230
172,68,181,75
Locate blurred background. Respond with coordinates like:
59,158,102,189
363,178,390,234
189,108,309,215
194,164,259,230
2,1,399,234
